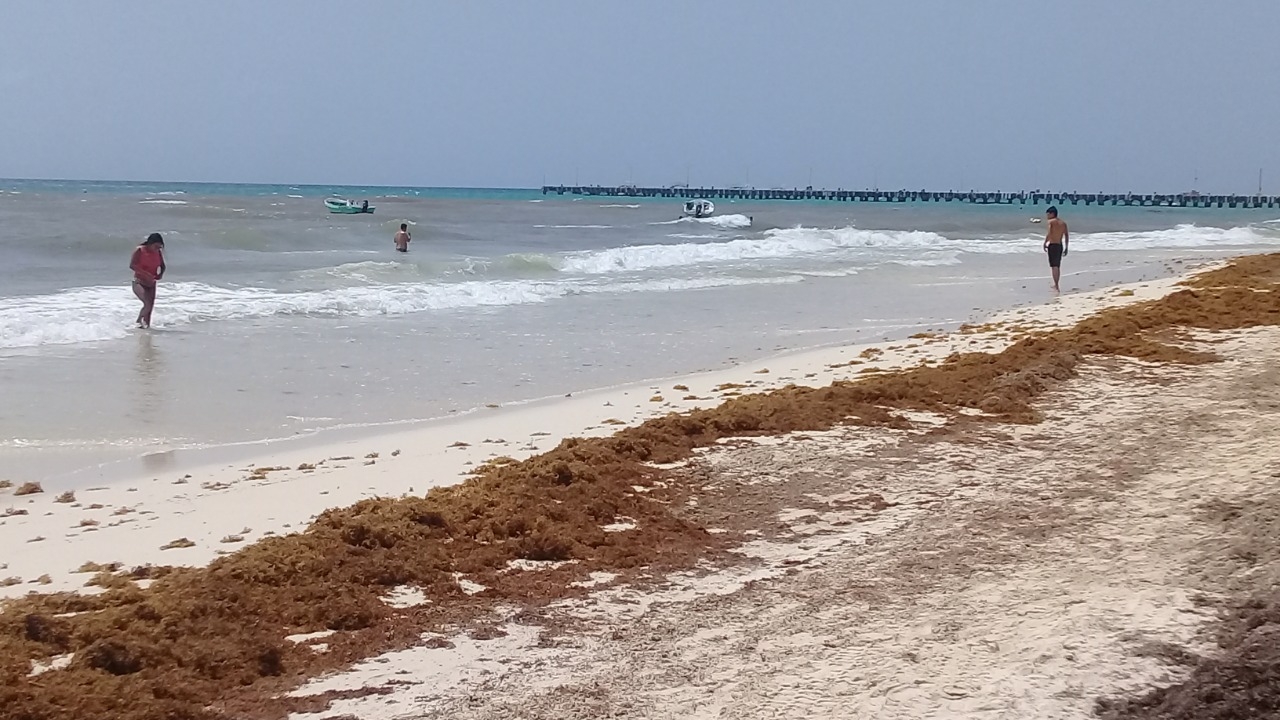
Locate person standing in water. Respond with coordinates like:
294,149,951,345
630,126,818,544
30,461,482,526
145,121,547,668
1043,206,1069,292
129,233,166,328
394,223,411,253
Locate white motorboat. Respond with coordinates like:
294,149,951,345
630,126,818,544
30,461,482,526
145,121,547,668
681,199,715,218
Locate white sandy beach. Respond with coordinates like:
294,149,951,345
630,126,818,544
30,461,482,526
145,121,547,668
315,323,1279,720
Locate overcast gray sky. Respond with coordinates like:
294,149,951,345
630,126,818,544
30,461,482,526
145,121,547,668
2,1,1277,192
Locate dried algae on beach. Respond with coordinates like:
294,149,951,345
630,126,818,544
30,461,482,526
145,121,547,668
5,254,1280,719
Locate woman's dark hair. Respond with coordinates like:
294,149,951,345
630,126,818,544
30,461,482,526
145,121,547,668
143,232,165,246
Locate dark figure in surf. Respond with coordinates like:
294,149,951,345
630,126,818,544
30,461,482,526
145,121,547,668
1043,206,1069,292
129,233,166,328
361,200,369,212
394,223,412,253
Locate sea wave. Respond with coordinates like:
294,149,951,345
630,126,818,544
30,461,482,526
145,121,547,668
754,222,1280,257
550,222,1279,277
293,254,565,289
558,227,950,274
1066,223,1280,250
305,260,425,283
652,213,753,229
456,254,560,276
698,213,753,229
0,275,801,349
305,254,563,284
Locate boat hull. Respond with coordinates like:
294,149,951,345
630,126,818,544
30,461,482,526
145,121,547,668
324,198,375,214
681,200,715,218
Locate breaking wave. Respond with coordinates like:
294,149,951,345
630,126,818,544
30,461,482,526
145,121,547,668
0,276,801,349
558,227,949,274
652,213,753,230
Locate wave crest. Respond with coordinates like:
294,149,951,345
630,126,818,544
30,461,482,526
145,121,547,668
652,213,753,229
0,275,802,349
558,227,949,274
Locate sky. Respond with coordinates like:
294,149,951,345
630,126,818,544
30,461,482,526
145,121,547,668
2,1,1278,193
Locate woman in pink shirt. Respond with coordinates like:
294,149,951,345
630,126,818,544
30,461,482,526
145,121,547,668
129,233,166,329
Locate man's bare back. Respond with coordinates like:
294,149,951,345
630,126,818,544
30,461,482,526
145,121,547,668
1046,217,1068,245
394,223,411,253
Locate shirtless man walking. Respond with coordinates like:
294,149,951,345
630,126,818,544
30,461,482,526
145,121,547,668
394,223,411,253
1043,206,1069,292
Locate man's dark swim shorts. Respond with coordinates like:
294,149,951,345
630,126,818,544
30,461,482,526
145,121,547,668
1047,243,1063,268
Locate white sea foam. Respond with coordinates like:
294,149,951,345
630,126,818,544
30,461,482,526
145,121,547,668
763,226,951,250
552,222,1279,277
888,254,963,267
558,227,950,274
652,213,753,229
0,275,800,349
1067,223,1280,251
309,260,423,283
762,222,1279,257
0,436,178,450
276,250,382,256
792,268,861,278
599,204,641,208
698,213,753,229
139,199,188,205
532,224,613,229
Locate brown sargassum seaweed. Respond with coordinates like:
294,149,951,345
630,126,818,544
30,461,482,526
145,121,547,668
4,254,1280,719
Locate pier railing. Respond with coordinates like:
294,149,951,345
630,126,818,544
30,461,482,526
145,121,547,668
541,185,1279,208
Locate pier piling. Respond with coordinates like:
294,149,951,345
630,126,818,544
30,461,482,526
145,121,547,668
540,185,1279,209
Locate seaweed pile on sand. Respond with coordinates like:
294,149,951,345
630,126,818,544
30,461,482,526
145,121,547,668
1097,594,1280,720
4,253,1280,720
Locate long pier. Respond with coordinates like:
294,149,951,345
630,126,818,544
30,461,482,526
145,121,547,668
542,185,1280,209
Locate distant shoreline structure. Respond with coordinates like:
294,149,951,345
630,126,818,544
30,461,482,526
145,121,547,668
544,185,1280,209
2,178,1276,208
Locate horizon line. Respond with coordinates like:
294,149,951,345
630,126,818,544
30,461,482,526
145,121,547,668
1,176,1267,197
